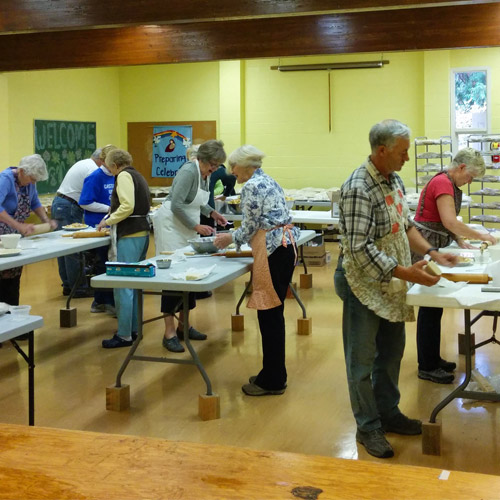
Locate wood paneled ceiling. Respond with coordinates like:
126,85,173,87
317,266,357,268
0,0,499,71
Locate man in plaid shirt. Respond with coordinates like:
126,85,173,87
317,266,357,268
334,119,457,458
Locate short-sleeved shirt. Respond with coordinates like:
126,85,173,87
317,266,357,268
414,174,454,223
0,167,42,216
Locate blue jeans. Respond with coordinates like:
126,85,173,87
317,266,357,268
51,196,86,291
114,235,149,338
334,257,405,431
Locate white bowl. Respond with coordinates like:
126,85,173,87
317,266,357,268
1,234,21,249
10,305,31,317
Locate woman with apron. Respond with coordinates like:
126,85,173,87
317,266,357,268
215,145,299,396
412,148,496,383
151,140,228,353
0,155,54,307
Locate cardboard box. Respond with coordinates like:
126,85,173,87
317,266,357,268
303,233,325,257
303,255,327,267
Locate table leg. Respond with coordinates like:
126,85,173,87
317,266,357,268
287,282,312,335
28,331,34,426
60,253,86,327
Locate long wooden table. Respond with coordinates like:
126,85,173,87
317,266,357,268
1,423,499,500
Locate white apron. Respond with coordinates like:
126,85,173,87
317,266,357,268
152,165,209,253
342,162,414,322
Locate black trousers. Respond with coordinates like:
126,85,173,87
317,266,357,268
254,244,296,390
161,292,196,315
0,276,21,306
416,306,444,371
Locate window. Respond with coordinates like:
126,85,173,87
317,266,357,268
451,68,489,152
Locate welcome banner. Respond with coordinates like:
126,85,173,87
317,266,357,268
152,125,192,178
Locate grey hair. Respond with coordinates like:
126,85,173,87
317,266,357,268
91,148,102,160
228,145,266,169
197,140,226,165
450,147,486,177
106,149,133,168
369,119,411,150
186,144,200,161
18,154,48,182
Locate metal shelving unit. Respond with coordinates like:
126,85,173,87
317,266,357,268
467,134,500,227
414,136,453,193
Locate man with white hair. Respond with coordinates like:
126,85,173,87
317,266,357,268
51,148,104,297
334,119,457,458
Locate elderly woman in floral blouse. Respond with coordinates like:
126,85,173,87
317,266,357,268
215,145,299,397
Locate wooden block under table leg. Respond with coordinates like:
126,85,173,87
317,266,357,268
60,307,77,328
300,273,313,289
199,393,220,421
106,384,130,412
231,314,244,331
422,421,442,455
297,317,312,335
458,332,475,355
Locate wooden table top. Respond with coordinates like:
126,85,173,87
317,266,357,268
1,423,499,500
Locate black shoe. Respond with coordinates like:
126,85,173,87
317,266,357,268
102,334,133,348
439,359,456,372
381,413,422,435
162,335,185,353
241,382,286,396
356,429,394,458
177,326,207,341
195,291,212,300
418,367,454,384
249,375,287,389
72,289,95,299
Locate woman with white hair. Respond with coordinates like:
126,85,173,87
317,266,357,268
412,147,497,384
215,145,299,396
0,154,56,307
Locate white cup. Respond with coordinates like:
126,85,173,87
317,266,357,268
488,245,500,262
0,234,21,249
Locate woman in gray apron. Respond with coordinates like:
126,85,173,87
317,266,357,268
151,140,228,353
412,148,496,384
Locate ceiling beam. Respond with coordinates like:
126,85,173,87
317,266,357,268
0,4,499,72
0,0,498,34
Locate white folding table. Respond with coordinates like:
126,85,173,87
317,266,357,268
91,230,316,420
407,256,500,455
0,230,110,326
0,314,43,425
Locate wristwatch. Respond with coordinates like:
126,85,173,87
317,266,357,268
425,247,439,255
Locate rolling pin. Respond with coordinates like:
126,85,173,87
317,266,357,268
441,273,492,284
31,223,52,235
72,231,109,238
223,250,253,258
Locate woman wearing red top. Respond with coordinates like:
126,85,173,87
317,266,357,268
412,148,496,384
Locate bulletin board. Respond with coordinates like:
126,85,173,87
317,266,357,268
127,121,217,187
34,119,96,194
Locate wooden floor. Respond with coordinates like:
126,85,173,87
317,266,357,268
1,238,499,476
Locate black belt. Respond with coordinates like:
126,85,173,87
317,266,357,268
56,192,79,205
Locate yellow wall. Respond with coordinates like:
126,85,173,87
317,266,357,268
243,52,425,189
118,62,220,146
2,67,122,168
0,74,8,165
2,47,500,192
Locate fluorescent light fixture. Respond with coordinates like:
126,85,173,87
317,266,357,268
270,60,389,71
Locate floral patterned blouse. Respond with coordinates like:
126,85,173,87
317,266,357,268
232,168,299,255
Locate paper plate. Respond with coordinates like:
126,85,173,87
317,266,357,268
0,248,21,257
62,224,89,231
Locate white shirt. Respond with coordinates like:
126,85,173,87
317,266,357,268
57,158,98,202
